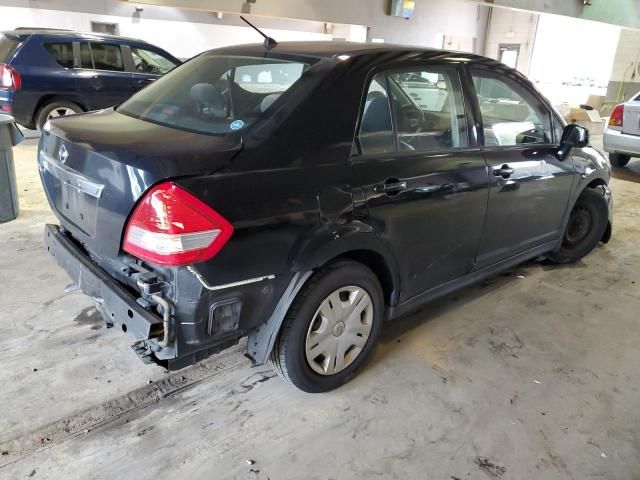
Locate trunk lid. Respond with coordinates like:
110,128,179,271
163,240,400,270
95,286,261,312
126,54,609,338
38,109,241,262
622,100,640,136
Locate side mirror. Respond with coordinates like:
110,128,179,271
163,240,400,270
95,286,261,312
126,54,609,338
557,124,589,161
560,124,589,149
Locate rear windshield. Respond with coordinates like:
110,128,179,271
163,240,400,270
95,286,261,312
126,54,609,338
118,53,310,134
0,35,20,62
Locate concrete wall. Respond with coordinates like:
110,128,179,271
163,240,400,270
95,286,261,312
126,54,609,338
0,0,334,32
606,28,640,103
0,0,491,55
125,0,640,34
475,5,491,55
484,8,538,74
470,0,640,30
0,0,338,58
121,0,489,49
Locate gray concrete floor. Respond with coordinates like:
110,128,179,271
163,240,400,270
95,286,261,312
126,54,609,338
0,133,639,480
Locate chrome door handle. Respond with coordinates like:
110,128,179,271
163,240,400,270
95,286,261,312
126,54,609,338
493,165,514,179
374,181,407,194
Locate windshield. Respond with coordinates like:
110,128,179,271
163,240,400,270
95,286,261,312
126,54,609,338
118,53,309,135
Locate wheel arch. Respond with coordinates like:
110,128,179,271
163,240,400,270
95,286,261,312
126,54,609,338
291,221,401,307
585,177,607,190
326,250,397,308
582,176,612,243
247,222,401,365
33,94,88,126
554,172,612,251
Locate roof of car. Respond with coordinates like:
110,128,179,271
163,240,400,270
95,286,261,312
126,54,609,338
2,28,147,44
216,40,485,62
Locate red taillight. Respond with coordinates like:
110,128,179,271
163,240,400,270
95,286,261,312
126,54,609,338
0,64,21,91
609,104,624,127
123,182,233,266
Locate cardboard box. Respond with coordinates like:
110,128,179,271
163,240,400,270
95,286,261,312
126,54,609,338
586,95,605,111
565,107,600,123
564,95,606,124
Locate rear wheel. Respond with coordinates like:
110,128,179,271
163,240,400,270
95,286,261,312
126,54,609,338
36,101,82,130
270,261,383,393
609,153,631,168
547,188,609,264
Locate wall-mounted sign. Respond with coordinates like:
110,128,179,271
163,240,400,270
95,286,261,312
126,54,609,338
390,0,415,19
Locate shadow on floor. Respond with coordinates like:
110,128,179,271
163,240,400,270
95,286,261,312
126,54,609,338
612,162,640,184
378,260,541,345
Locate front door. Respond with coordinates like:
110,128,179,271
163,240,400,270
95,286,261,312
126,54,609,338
127,45,178,94
469,68,575,268
352,65,490,302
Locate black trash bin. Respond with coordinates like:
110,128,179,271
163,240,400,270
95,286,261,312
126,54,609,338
0,114,24,223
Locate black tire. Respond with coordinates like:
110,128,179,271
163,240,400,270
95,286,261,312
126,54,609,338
270,260,383,393
609,153,631,168
36,100,82,130
547,188,609,264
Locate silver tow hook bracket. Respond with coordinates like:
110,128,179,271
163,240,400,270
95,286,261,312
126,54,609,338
134,272,172,349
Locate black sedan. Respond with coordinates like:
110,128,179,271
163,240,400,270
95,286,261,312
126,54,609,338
39,42,613,392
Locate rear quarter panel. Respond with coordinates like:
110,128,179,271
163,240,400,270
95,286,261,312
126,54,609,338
175,57,378,286
10,35,82,126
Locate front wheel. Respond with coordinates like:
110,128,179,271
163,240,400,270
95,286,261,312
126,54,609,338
270,261,383,393
547,188,609,264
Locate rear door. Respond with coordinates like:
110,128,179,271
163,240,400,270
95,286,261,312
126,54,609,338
351,64,489,302
468,67,575,268
38,41,78,95
73,41,133,110
622,95,640,136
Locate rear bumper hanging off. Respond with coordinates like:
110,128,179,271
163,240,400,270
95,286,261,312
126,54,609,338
44,224,164,341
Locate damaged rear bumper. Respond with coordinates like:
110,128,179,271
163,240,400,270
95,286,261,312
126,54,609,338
44,223,296,370
44,224,164,341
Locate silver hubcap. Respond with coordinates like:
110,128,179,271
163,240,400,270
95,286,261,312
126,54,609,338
47,107,77,120
305,286,374,376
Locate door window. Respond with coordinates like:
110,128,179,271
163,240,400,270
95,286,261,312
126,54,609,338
471,71,552,146
131,47,177,75
79,42,93,69
44,42,74,68
223,61,305,95
90,43,124,71
358,73,394,155
389,68,468,151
